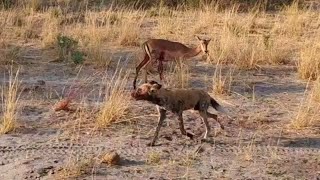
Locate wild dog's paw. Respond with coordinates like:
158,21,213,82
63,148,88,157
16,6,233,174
201,138,211,143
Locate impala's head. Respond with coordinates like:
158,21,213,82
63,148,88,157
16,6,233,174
196,36,211,55
131,81,162,101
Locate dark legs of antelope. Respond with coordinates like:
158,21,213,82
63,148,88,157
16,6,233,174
133,54,150,89
157,51,165,82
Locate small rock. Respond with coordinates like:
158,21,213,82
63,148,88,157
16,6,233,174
102,151,120,166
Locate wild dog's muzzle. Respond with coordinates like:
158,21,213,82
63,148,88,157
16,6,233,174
131,90,149,100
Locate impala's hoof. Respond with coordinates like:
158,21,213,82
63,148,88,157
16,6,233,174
186,132,194,140
147,142,155,147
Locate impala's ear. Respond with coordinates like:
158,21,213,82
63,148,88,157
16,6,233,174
207,38,211,42
195,35,201,41
148,80,162,89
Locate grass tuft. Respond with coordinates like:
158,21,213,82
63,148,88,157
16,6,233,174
0,66,20,134
96,66,131,127
290,79,320,129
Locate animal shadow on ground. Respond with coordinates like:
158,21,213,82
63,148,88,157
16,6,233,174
280,137,320,148
119,159,145,167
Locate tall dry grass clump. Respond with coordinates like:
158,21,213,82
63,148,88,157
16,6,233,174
275,1,315,39
297,39,320,80
96,67,131,127
212,64,234,95
290,79,320,129
116,11,145,46
207,5,292,69
0,67,20,134
165,59,190,88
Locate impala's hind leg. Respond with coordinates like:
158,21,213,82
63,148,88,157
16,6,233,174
177,111,194,139
133,54,150,89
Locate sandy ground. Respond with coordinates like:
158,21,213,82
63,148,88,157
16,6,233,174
0,42,319,180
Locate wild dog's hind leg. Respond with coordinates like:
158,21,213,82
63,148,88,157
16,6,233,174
206,112,224,130
199,111,210,140
178,111,194,139
148,106,166,146
178,111,187,135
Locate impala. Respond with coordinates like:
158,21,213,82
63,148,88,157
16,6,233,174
133,36,211,89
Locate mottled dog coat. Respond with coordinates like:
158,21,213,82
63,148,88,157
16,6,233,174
131,81,228,146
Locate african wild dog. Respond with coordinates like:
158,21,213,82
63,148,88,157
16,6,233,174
131,81,229,146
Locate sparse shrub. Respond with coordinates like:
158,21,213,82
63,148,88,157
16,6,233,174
56,34,84,64
71,51,85,65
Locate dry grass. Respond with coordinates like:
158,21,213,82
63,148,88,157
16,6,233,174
96,66,131,127
0,2,318,69
290,80,320,129
212,64,234,95
297,38,320,80
146,151,161,165
116,11,145,46
55,156,96,179
0,66,20,134
0,43,21,64
165,59,190,88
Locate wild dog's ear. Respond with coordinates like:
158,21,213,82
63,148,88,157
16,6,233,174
148,80,162,89
152,83,162,89
148,80,159,85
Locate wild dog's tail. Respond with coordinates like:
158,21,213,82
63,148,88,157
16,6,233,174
210,98,228,115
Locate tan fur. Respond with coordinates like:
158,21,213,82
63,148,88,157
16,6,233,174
133,36,211,89
131,81,227,146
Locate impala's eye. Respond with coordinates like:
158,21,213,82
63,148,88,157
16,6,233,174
137,88,142,93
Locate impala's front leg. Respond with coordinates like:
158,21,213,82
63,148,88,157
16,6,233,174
157,51,165,83
158,60,164,81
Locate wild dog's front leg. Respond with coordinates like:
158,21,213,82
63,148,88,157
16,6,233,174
148,107,166,146
199,111,211,140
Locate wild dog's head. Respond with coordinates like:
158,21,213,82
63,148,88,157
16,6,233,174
131,81,162,101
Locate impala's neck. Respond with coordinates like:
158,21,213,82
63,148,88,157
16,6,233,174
184,45,202,59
